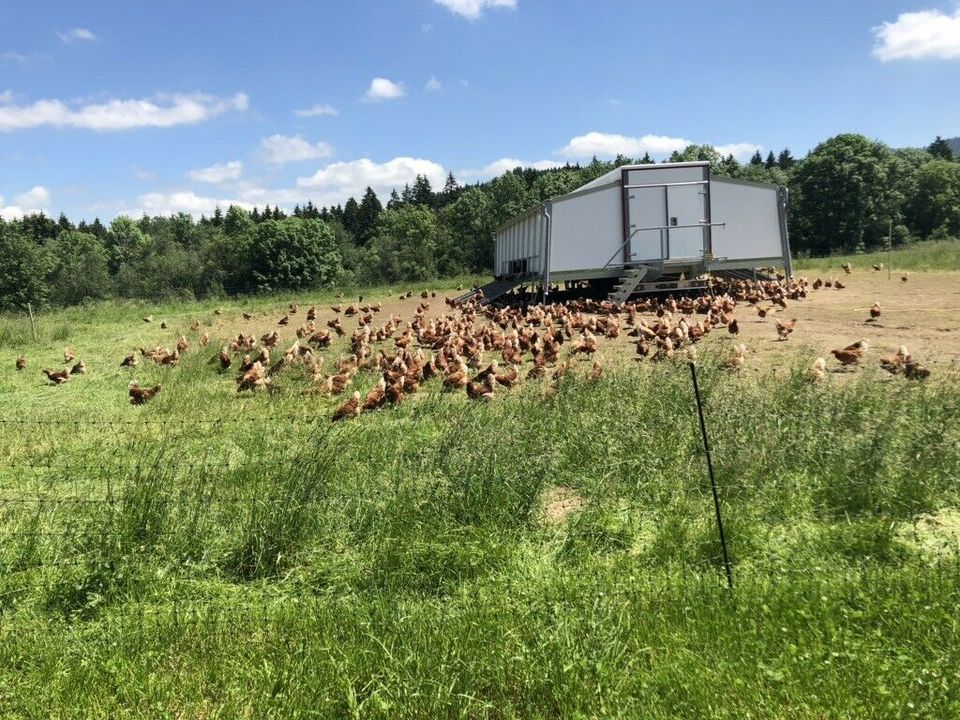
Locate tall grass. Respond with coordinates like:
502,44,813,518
794,238,960,273
1,354,959,716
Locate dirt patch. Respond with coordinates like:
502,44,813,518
538,485,587,525
898,508,960,558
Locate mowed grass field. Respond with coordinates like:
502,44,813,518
1,248,960,718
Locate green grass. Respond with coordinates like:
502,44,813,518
0,285,959,717
794,238,960,273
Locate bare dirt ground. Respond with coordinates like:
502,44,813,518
154,271,960,379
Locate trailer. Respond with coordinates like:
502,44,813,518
488,161,792,303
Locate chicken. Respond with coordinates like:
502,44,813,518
831,340,869,367
873,263,883,272
332,391,362,421
42,368,70,385
15,355,26,371
775,318,797,341
880,346,909,375
129,382,161,405
243,312,254,320
724,344,747,371
587,360,603,382
904,359,931,380
494,364,519,388
329,371,354,395
806,357,827,382
362,378,387,411
236,361,271,392
278,316,290,326
841,263,852,275
727,318,739,335
385,377,406,405
200,332,209,347
757,306,772,319
120,353,138,368
142,315,153,323
217,347,231,371
466,373,495,401
869,302,881,321
443,361,468,389
901,272,909,283
70,360,86,375
63,347,75,363
160,321,168,330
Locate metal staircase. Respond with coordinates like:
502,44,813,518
607,266,649,303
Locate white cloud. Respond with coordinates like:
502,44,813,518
0,89,12,104
363,78,405,102
459,157,563,179
294,103,338,118
557,131,760,162
433,0,517,20
57,28,97,43
0,92,248,132
558,131,691,158
872,6,960,61
259,134,334,165
14,185,51,208
1,51,52,66
425,77,443,92
188,160,243,184
135,191,251,216
297,157,447,201
0,186,51,219
714,143,763,162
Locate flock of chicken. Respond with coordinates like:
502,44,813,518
14,265,931,419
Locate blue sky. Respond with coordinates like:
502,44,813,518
1,0,959,221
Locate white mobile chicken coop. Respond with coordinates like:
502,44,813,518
476,161,792,303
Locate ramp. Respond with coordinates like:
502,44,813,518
453,277,527,306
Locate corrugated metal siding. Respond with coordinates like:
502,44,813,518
493,206,546,276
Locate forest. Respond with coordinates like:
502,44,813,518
0,133,958,311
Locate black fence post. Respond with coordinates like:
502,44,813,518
688,362,733,591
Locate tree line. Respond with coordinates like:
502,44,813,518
0,133,957,311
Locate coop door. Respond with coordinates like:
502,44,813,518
624,165,710,263
665,183,708,260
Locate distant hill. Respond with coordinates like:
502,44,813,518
948,137,960,155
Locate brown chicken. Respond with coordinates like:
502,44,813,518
901,272,909,283
841,263,852,275
42,368,70,385
120,353,138,368
15,355,26,371
880,346,909,375
904,359,930,380
466,373,496,401
494,364,519,388
587,360,603,382
727,318,739,335
332,391,361,421
129,382,161,405
869,302,881,320
70,360,86,375
63,347,75,363
363,378,387,411
831,340,869,366
236,361,270,392
775,318,797,341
